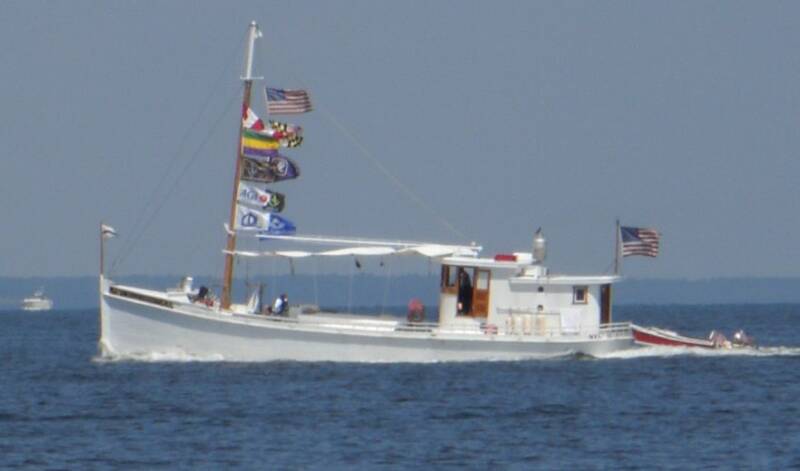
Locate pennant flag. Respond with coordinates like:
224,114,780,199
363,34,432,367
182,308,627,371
101,224,117,239
237,182,286,212
240,154,300,183
266,87,312,114
620,226,660,257
235,205,296,234
242,106,265,131
241,128,280,156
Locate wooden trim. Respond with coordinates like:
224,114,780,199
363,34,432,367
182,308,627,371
471,268,491,318
601,284,612,324
109,286,174,309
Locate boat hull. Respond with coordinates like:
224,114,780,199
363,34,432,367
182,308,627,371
101,288,634,362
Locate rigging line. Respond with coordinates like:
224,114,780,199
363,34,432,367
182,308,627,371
348,256,354,314
313,257,319,307
113,31,249,270
381,256,393,315
257,29,469,242
317,107,469,242
270,255,276,303
112,84,241,271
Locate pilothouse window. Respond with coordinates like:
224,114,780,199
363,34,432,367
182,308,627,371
441,265,458,288
573,286,588,304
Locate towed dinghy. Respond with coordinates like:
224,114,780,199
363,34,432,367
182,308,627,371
632,324,755,349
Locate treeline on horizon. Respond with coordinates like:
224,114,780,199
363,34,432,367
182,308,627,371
1,275,800,309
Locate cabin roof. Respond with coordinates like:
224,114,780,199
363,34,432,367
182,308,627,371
442,256,621,285
510,274,621,286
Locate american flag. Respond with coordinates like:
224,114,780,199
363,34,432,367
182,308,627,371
620,226,660,257
265,87,312,114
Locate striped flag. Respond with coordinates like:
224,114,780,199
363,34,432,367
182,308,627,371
265,87,312,114
241,128,280,157
620,226,660,257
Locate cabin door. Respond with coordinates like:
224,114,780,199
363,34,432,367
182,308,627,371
600,284,612,324
471,269,490,317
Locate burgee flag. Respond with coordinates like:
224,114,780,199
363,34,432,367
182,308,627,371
242,106,265,131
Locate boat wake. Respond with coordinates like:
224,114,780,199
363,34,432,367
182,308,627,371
595,345,800,360
93,350,226,363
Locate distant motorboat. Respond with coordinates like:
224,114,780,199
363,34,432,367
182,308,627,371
22,289,53,312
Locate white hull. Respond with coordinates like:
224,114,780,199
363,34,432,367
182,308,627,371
100,282,634,362
22,299,53,311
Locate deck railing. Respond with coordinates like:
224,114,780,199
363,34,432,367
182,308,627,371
230,309,632,339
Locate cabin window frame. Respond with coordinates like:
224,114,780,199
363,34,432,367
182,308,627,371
573,285,589,304
440,265,459,294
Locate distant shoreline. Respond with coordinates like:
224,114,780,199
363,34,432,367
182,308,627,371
2,275,800,309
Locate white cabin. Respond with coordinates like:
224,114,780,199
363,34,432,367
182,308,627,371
436,251,617,338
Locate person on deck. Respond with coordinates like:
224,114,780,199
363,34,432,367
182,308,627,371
457,269,472,315
272,293,288,315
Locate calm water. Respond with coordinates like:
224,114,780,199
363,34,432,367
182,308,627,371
2,305,800,470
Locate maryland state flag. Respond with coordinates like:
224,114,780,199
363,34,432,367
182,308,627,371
268,120,303,147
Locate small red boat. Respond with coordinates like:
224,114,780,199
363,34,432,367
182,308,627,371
631,324,754,349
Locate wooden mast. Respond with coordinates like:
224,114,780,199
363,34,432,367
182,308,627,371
222,21,262,309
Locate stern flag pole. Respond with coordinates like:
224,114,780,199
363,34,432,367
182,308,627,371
100,222,104,278
100,223,118,278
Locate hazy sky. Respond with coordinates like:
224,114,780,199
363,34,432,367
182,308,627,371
2,1,799,279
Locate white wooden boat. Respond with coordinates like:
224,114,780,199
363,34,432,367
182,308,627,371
98,22,637,362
